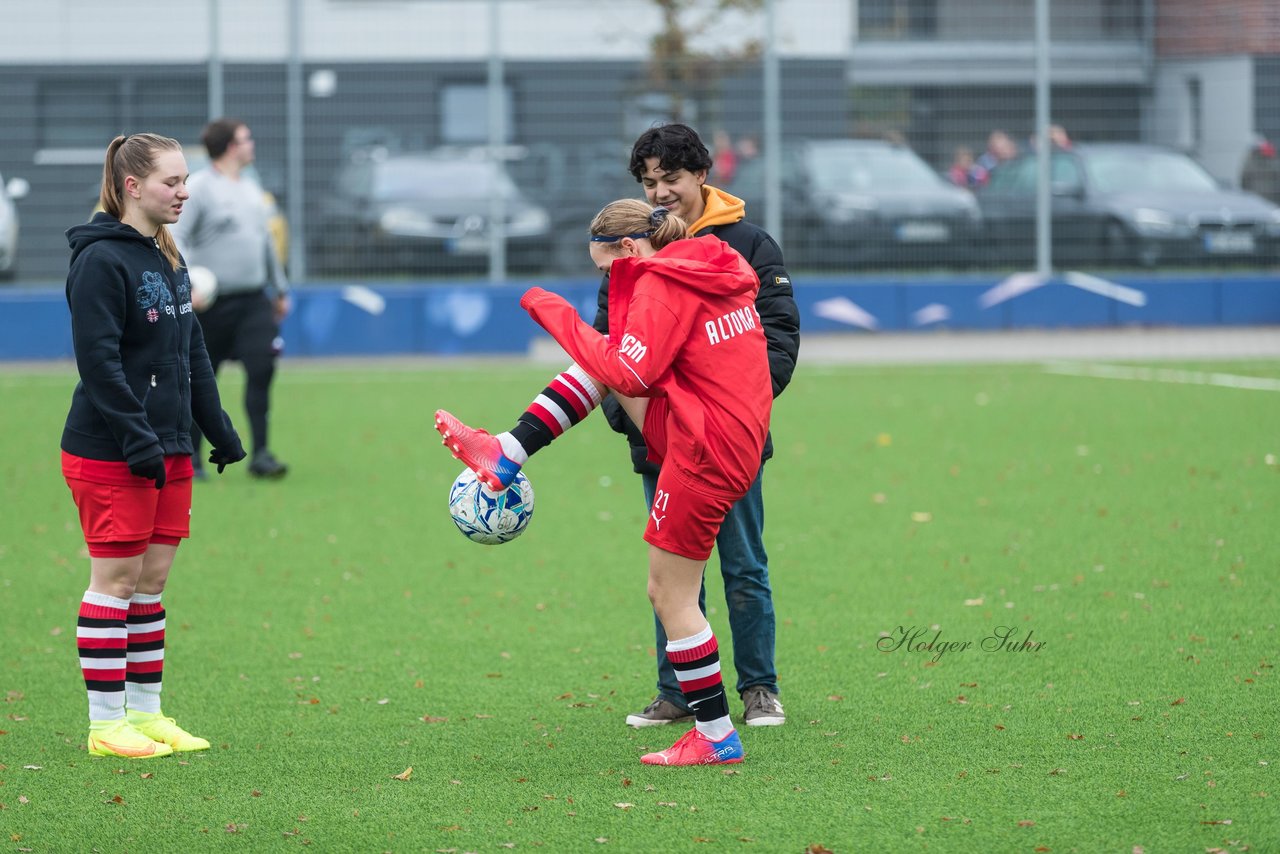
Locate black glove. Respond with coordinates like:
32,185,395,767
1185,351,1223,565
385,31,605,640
208,443,247,474
129,452,167,490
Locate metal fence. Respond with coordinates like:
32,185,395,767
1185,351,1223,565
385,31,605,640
2,0,1279,285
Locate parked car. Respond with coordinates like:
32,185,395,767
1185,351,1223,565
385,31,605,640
0,172,30,281
975,142,1280,267
504,140,636,275
724,139,981,269
310,148,552,276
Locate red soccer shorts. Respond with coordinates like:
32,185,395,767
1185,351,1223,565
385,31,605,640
62,452,195,557
643,463,742,562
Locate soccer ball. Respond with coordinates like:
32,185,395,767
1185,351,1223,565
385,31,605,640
188,265,218,310
447,468,535,545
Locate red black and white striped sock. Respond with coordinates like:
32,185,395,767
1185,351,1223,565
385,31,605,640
126,593,165,714
501,364,602,462
77,591,129,722
667,624,734,742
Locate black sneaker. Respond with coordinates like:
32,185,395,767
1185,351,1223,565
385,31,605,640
741,686,785,727
624,696,694,728
248,449,288,479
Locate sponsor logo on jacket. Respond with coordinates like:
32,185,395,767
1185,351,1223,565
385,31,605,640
705,304,760,346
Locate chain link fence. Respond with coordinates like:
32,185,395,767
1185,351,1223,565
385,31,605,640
2,0,1278,285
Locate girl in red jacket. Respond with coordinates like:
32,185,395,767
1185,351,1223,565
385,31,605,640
436,199,772,765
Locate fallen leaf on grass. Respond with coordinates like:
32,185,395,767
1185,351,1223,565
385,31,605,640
1017,820,1036,827
1170,697,1186,706
392,767,413,781
18,796,29,805
805,846,834,854
1068,733,1085,740
421,715,448,724
613,803,633,810
1200,819,1232,825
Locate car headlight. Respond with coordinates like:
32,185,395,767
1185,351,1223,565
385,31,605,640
1130,207,1181,235
379,207,438,236
1266,209,1280,236
508,207,550,235
828,195,878,224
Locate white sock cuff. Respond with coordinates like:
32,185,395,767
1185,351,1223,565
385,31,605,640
667,624,714,653
129,592,163,605
83,590,131,611
496,432,530,465
565,364,603,406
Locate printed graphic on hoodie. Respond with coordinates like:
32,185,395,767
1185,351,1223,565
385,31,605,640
136,271,174,324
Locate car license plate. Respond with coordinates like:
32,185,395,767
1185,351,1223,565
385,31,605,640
896,221,949,243
447,235,489,255
1203,230,1255,254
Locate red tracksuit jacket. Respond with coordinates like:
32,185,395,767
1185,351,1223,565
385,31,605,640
520,235,772,496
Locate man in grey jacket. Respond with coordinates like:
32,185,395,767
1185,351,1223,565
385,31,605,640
173,118,290,479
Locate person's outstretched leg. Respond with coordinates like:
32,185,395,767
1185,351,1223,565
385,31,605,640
640,545,743,766
436,364,603,490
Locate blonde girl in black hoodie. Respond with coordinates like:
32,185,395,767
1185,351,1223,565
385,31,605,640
62,134,245,759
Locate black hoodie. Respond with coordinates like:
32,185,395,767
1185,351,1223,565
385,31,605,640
61,212,242,467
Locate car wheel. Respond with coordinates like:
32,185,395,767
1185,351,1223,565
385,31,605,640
1105,221,1136,267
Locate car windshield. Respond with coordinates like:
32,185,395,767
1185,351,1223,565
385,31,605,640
808,145,943,192
373,158,518,201
1084,150,1220,193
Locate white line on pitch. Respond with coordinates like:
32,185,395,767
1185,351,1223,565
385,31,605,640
1044,361,1280,393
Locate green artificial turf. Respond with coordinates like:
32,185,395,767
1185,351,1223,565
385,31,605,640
0,358,1275,852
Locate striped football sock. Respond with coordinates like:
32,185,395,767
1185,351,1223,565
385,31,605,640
503,364,602,460
78,591,130,722
667,624,734,742
126,593,166,714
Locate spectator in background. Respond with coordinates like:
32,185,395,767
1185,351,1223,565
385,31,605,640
712,129,739,185
735,134,760,164
1241,136,1280,205
1029,123,1073,153
969,130,1019,187
948,146,976,188
172,118,290,480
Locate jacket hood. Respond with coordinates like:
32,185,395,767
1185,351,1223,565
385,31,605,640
687,185,745,233
66,212,153,266
620,234,759,297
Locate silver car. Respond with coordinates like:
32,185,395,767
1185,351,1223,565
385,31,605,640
0,172,29,281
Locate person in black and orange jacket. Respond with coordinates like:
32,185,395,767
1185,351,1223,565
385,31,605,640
600,123,797,731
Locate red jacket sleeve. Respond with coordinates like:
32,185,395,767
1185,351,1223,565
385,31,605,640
521,286,684,397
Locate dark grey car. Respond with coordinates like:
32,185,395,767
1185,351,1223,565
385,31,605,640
725,139,981,269
311,149,553,276
976,143,1280,267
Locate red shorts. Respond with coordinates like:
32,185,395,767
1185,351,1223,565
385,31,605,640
643,463,742,562
62,452,194,558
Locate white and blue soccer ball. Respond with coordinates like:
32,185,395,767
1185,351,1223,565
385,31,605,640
447,468,535,545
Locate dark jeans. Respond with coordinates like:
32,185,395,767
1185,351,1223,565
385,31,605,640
191,290,279,463
643,465,777,707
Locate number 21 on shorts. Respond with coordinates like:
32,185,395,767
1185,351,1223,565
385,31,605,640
651,488,670,531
